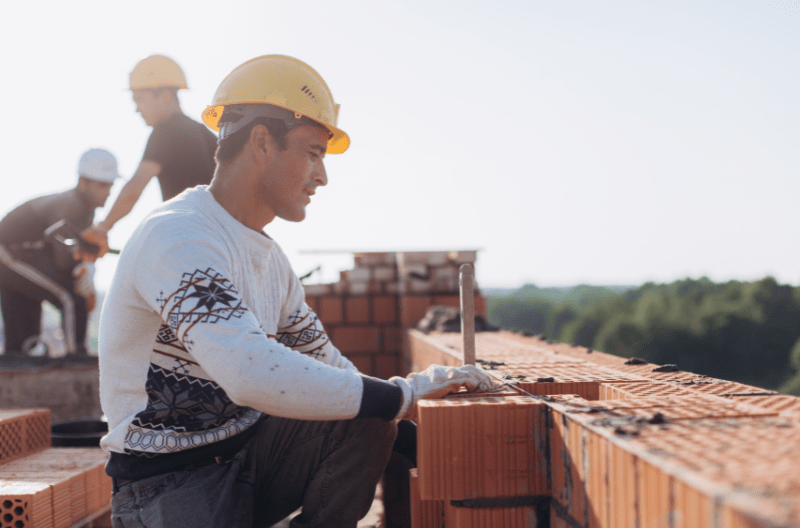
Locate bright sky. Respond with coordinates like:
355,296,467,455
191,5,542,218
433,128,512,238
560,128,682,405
1,0,798,290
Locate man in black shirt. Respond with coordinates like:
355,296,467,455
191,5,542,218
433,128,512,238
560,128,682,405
81,55,217,258
0,149,118,357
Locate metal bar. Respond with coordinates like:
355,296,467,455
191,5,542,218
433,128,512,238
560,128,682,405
459,264,476,366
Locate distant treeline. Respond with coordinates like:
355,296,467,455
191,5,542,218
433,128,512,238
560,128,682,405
487,278,800,393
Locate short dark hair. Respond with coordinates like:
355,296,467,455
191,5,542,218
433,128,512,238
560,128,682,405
215,117,290,164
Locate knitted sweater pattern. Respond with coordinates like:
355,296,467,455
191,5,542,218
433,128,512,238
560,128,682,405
99,187,362,458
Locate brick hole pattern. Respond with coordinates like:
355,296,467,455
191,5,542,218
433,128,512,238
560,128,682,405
0,421,23,465
0,498,27,528
0,410,51,466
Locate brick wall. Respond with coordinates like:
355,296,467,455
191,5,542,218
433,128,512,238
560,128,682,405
406,329,800,527
303,250,486,379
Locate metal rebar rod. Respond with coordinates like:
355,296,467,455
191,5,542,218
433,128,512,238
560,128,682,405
459,264,476,366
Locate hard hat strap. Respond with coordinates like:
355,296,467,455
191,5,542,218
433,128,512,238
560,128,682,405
218,104,324,140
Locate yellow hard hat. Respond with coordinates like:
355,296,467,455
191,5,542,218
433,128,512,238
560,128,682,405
202,55,349,154
130,55,188,90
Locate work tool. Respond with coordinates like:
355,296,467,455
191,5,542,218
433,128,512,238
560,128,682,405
458,263,540,399
44,220,120,256
459,264,476,366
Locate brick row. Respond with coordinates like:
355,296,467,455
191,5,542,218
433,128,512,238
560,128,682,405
0,448,111,528
0,410,50,465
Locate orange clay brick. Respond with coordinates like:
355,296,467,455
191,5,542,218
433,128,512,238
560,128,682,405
382,327,403,355
344,296,370,324
0,448,109,528
678,380,777,398
585,428,610,528
719,501,788,528
730,394,800,418
431,332,587,364
347,355,373,376
550,508,573,528
673,479,715,528
317,296,343,325
374,355,398,380
372,295,397,324
0,409,50,465
599,380,699,400
331,326,381,353
0,482,53,528
444,501,538,528
493,365,648,400
409,468,444,528
405,330,463,372
416,395,546,501
400,296,433,327
608,443,639,528
636,458,674,528
547,405,589,527
593,395,778,422
304,295,319,314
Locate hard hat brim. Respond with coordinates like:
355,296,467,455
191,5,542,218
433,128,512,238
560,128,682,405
203,103,350,155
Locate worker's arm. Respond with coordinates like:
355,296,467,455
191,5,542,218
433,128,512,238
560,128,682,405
130,224,400,422
277,254,359,372
79,160,161,259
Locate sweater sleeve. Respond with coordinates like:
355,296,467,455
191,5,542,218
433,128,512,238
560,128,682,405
276,260,359,372
130,225,372,421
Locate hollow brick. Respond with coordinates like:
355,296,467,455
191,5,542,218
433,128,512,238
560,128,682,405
345,296,370,324
0,409,50,465
333,326,381,354
417,395,547,501
318,296,343,325
375,355,399,380
409,468,444,528
401,296,433,328
347,355,373,376
444,501,538,528
372,296,397,324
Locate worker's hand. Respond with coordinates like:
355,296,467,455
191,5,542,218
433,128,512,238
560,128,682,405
390,364,499,421
73,262,96,298
77,223,110,261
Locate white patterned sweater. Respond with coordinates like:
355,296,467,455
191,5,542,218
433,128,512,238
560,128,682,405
99,187,401,478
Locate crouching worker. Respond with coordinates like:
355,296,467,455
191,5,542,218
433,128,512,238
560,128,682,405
0,148,118,357
98,55,498,528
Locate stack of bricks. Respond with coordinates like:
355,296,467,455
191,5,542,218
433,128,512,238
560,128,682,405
302,251,486,379
0,409,112,528
405,329,800,527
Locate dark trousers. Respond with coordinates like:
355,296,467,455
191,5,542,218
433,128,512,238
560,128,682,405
0,250,87,355
111,415,398,528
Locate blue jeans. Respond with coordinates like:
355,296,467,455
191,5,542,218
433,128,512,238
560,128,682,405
111,416,397,528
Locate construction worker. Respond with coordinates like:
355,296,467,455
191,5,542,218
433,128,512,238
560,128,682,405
80,55,217,258
0,148,119,358
99,55,497,528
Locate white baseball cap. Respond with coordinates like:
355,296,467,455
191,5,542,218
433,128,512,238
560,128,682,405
78,148,121,183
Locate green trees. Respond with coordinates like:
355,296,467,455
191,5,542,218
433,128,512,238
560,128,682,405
487,278,800,392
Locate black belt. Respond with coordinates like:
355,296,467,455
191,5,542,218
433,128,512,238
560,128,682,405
111,451,238,493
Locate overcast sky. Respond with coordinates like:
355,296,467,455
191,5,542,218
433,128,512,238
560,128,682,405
1,0,798,290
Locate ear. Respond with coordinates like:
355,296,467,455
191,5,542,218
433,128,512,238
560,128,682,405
248,123,275,163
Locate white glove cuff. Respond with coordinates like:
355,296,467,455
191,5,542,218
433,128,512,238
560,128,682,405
389,376,414,421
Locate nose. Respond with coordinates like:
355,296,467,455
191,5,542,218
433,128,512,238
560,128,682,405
315,161,328,187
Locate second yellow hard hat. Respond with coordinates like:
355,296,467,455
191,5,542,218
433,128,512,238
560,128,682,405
130,55,188,91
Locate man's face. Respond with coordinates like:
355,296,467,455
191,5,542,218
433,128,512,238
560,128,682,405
259,125,329,223
81,179,114,208
132,89,160,126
